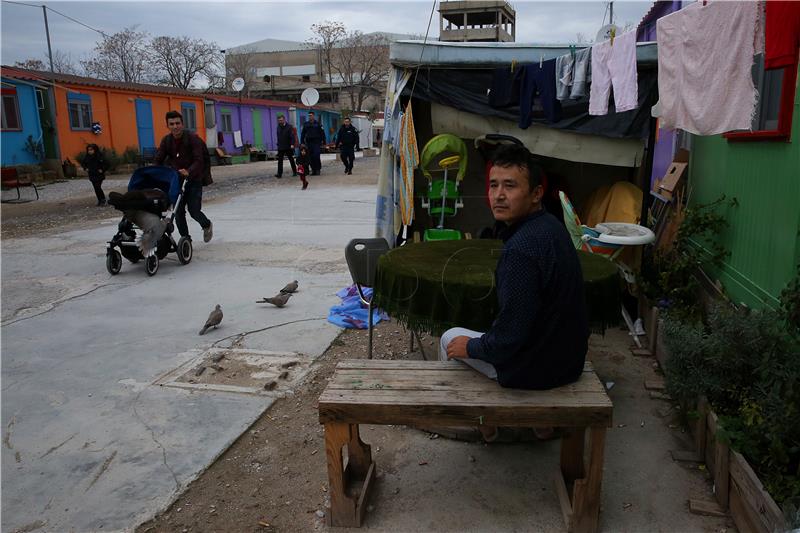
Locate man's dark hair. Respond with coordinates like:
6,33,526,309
165,110,183,124
308,111,315,116
490,143,543,189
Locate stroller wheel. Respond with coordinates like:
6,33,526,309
106,249,122,275
145,254,159,276
177,236,193,265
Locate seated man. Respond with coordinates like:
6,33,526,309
440,143,589,398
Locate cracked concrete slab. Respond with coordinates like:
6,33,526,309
2,181,375,532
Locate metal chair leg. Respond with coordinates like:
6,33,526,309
367,300,374,359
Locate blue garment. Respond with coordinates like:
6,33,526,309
517,60,562,128
466,209,589,389
328,285,388,329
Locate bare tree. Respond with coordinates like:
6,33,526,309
150,35,222,89
225,46,259,97
332,31,390,111
51,50,80,75
307,20,346,107
575,32,590,44
81,26,154,83
14,58,46,71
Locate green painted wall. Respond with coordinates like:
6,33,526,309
688,71,800,308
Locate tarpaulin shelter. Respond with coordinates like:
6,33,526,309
376,39,659,246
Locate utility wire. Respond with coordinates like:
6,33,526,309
407,0,437,101
3,0,42,8
2,0,107,37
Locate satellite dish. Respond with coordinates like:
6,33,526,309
232,77,245,92
595,24,619,43
300,87,319,107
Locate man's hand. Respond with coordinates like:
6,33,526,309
178,169,189,177
446,336,470,359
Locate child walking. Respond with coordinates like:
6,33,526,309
82,144,108,206
296,145,309,190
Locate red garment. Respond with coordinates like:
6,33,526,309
765,0,800,69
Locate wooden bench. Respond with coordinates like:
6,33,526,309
318,360,613,532
214,147,233,166
1,167,39,202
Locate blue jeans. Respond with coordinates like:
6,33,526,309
176,180,211,238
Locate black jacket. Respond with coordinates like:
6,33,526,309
466,209,589,389
300,120,325,145
276,122,297,151
154,131,206,182
335,124,360,150
82,153,107,181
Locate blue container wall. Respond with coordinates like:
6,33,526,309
1,81,44,166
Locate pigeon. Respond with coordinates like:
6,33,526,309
124,210,167,257
199,304,223,335
280,280,299,294
256,292,292,307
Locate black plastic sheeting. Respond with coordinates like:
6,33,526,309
403,67,658,140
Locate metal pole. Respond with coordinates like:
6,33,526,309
609,1,614,26
43,5,54,73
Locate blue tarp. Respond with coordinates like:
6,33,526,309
128,166,181,205
328,285,388,329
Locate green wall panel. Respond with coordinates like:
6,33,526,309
688,71,800,308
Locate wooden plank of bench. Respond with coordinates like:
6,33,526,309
319,361,612,428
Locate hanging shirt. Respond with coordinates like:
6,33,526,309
556,47,591,101
517,59,562,128
765,0,800,69
589,29,638,116
488,67,520,108
656,1,762,135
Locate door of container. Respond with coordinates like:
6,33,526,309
252,109,263,149
135,99,155,152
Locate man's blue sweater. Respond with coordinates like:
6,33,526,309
466,209,589,389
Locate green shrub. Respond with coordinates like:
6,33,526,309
641,197,730,320
664,277,800,518
121,146,140,165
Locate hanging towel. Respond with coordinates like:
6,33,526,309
398,102,418,226
656,1,762,135
589,30,638,116
765,0,800,69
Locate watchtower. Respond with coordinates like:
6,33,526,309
438,1,516,43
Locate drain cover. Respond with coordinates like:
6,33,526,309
154,348,309,396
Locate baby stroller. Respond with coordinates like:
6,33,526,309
106,166,192,276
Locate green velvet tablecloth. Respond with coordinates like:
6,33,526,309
372,239,620,337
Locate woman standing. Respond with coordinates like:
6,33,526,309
82,144,107,206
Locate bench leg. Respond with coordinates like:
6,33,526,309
571,427,606,533
324,422,375,527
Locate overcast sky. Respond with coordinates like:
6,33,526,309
1,0,653,68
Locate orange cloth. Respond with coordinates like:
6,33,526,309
580,181,643,228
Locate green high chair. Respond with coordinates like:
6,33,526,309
418,134,469,242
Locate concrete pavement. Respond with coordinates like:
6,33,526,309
1,175,376,532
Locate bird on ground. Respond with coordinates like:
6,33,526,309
199,304,223,335
256,293,292,307
280,280,299,294
124,210,167,257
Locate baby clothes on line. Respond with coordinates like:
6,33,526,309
517,59,562,128
589,29,638,116
556,47,591,101
488,67,521,108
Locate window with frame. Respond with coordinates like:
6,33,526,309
35,88,45,110
181,102,197,131
67,92,92,130
725,53,798,142
1,88,22,130
220,109,233,133
204,102,216,128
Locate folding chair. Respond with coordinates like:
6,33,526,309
345,238,390,359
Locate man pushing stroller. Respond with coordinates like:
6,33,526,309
155,110,214,243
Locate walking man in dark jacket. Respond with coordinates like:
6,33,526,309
154,110,213,242
335,117,360,174
300,111,325,175
274,114,297,178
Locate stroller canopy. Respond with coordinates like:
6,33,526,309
128,166,181,205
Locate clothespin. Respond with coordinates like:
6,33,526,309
610,27,616,46
510,59,517,73
539,53,543,68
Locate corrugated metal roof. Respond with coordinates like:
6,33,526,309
0,66,205,97
227,32,416,54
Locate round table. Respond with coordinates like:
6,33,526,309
373,239,620,337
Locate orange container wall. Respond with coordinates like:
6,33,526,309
53,83,205,160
